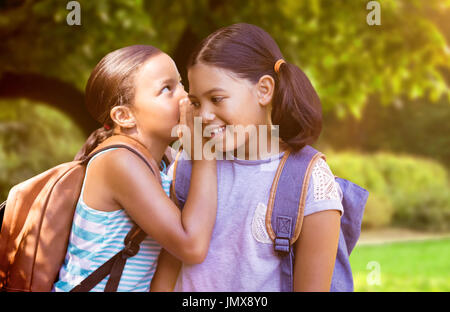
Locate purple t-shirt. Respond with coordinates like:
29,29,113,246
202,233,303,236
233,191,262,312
170,151,343,292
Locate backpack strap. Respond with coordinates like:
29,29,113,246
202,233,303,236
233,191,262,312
266,145,325,291
0,201,5,233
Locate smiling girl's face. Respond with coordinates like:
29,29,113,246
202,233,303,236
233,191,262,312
188,63,271,155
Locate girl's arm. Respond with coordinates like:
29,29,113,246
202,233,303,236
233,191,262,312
150,249,182,291
101,96,216,265
293,210,341,291
104,151,216,265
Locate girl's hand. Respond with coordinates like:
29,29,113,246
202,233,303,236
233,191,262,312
177,97,197,159
178,97,194,132
178,97,210,160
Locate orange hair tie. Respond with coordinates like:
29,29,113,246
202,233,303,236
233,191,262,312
274,59,286,74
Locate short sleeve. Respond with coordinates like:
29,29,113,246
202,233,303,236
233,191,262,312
304,158,344,217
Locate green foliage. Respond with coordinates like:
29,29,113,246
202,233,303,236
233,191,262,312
362,193,394,229
213,0,450,116
0,0,156,90
327,150,450,231
322,96,450,169
0,99,85,201
1,0,449,115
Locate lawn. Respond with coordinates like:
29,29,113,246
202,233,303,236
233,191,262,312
350,238,450,292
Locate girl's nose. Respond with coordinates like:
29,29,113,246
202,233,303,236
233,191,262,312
203,112,216,122
200,109,216,123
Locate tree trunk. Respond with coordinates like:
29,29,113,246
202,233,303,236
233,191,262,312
172,26,200,87
171,0,226,86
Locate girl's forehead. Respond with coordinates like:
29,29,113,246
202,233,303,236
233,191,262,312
137,53,180,84
142,53,178,75
188,63,251,95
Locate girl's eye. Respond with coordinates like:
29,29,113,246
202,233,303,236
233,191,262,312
211,96,224,104
191,101,200,108
161,86,171,94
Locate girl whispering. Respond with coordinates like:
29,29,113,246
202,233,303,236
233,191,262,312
151,23,345,292
53,45,217,292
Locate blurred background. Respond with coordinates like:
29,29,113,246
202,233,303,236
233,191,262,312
0,0,449,291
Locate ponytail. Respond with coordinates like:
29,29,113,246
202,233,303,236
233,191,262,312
271,62,322,152
74,126,114,161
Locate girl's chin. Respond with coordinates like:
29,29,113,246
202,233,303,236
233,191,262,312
212,137,247,156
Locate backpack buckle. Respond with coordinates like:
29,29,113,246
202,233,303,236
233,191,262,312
274,237,290,254
274,216,292,254
122,241,140,259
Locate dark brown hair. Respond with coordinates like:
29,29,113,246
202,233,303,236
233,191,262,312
187,23,322,152
75,45,161,160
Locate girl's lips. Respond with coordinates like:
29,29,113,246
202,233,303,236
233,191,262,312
206,125,226,138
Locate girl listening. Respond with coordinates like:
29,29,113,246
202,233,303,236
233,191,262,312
53,45,217,292
151,23,343,292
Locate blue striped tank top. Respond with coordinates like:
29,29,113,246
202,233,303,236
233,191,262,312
53,148,172,292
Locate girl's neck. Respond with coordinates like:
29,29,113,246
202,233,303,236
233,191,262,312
240,125,283,160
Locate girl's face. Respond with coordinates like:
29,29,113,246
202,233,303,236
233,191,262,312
188,63,269,154
132,52,186,143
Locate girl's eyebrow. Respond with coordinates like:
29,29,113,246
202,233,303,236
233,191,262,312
203,88,226,96
189,87,226,99
158,78,176,86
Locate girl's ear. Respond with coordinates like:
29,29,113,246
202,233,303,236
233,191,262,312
110,105,136,129
256,74,275,107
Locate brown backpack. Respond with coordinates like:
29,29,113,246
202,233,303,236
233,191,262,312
0,134,169,292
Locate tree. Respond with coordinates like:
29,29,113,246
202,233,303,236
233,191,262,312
0,0,448,133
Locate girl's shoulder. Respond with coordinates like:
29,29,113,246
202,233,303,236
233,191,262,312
82,148,139,212
90,147,144,172
86,147,167,210
89,148,160,188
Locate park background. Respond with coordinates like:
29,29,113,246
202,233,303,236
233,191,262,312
0,0,449,291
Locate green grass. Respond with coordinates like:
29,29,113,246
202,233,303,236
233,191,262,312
350,238,450,292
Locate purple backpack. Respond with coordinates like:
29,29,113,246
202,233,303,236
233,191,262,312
171,145,369,292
